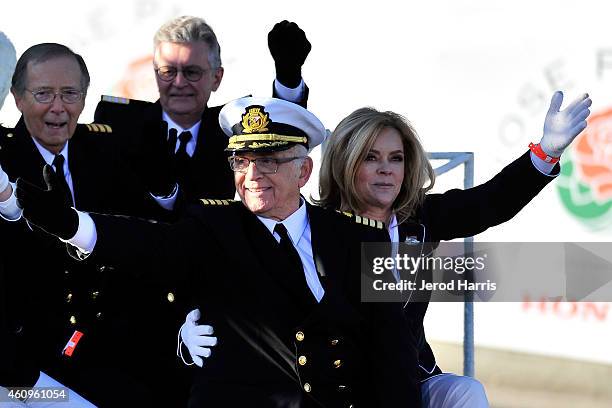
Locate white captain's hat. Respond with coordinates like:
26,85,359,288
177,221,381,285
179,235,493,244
219,96,326,153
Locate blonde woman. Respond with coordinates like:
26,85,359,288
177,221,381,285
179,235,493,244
315,91,590,407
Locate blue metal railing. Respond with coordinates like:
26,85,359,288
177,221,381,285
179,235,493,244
428,152,475,377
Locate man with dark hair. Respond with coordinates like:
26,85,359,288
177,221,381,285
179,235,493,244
0,42,179,407
95,17,312,204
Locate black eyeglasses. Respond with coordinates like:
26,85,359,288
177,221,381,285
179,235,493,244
154,66,210,82
27,89,84,104
228,156,305,174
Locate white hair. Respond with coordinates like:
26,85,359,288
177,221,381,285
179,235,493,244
0,32,16,110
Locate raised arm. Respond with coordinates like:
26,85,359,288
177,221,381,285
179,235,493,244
422,91,591,242
269,20,311,108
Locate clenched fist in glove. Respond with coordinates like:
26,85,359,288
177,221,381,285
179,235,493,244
268,20,311,88
15,165,78,240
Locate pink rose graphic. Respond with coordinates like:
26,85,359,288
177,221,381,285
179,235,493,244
572,108,612,203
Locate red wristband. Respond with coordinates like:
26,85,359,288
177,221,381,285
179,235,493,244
529,142,560,164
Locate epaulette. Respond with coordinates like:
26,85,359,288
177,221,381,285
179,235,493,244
336,210,384,229
200,198,236,206
85,123,112,133
101,95,130,105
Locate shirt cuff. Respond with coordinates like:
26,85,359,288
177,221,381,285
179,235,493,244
273,79,305,103
530,151,557,176
0,182,23,221
62,210,97,253
151,184,178,211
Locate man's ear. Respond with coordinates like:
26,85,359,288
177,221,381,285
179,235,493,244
211,67,224,92
298,156,313,188
11,88,24,113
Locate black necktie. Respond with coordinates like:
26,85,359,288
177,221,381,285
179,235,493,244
274,223,317,309
52,154,73,206
174,130,192,189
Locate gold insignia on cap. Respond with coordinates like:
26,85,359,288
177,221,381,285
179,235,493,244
241,106,269,134
227,134,307,150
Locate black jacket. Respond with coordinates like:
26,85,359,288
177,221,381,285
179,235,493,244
400,151,559,381
0,120,187,406
85,200,420,407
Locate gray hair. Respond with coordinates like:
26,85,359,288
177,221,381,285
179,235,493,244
154,16,222,70
11,43,90,96
0,32,16,109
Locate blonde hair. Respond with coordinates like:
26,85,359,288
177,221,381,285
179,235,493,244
316,107,435,223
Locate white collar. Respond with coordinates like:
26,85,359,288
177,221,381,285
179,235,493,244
162,111,201,142
31,137,69,167
257,198,308,245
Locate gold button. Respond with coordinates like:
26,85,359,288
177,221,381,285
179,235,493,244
298,355,307,366
6,133,13,138
167,292,175,303
295,331,305,342
330,338,339,346
91,291,99,300
96,312,103,319
69,315,77,325
333,359,342,368
303,383,311,393
66,293,73,303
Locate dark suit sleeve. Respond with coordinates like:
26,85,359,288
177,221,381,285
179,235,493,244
86,211,201,289
422,151,559,242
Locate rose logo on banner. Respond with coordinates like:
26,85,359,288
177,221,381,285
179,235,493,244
557,108,612,229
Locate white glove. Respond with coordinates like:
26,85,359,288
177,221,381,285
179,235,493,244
540,91,591,158
179,308,217,368
0,163,8,194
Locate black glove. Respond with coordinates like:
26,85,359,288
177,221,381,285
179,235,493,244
15,165,79,240
141,120,178,197
268,20,311,88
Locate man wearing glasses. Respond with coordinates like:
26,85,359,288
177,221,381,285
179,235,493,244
94,16,311,204
14,96,420,407
0,43,183,407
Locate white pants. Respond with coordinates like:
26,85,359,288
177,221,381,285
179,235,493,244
421,373,489,408
0,372,96,408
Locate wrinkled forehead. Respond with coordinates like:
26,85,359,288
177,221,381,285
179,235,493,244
26,56,82,88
